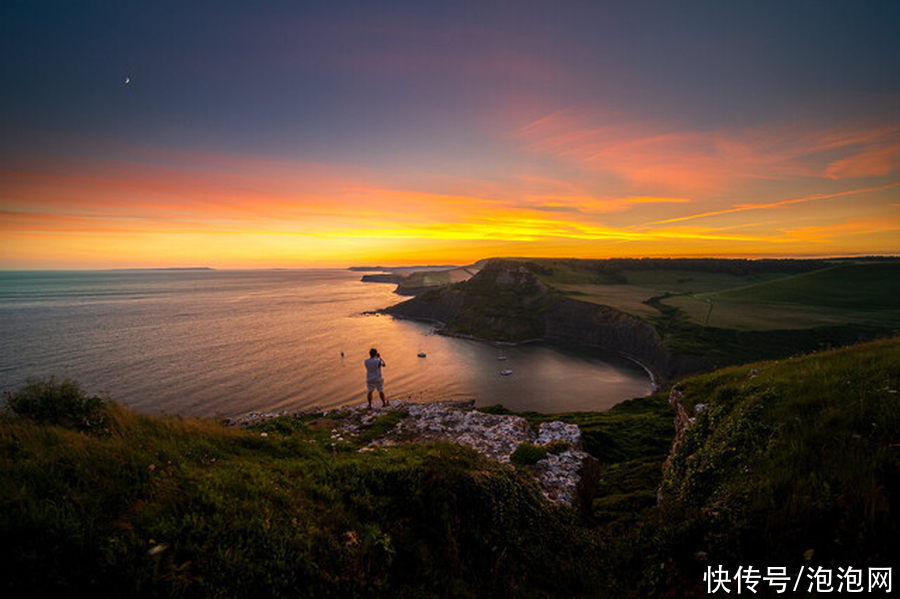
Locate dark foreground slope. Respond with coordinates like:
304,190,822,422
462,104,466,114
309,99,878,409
0,385,603,598
386,258,896,382
1,337,898,596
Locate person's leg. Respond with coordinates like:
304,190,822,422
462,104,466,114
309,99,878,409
366,389,373,409
379,390,387,406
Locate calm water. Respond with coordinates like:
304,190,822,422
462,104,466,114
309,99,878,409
0,270,652,417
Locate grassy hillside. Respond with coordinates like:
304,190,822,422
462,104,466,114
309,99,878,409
3,337,898,596
656,336,900,590
713,262,900,308
394,258,895,378
663,262,900,330
520,257,822,316
0,382,604,598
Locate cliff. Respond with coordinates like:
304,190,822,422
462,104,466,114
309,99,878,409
386,259,678,381
384,258,893,384
362,264,483,296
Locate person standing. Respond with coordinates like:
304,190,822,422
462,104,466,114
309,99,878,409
364,348,388,409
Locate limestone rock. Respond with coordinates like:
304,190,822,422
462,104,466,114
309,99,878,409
233,399,598,508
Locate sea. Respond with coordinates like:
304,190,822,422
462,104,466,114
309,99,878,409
0,269,653,417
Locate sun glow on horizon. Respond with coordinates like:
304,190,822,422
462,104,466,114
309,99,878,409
2,3,898,269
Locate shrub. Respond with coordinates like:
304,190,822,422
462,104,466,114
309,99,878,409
4,377,109,433
509,442,548,466
544,440,571,454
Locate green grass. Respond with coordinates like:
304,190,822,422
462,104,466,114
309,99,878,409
553,284,663,317
622,269,786,293
658,336,900,577
395,259,897,379
542,266,794,319
645,292,890,368
481,393,674,465
664,263,900,330
0,396,607,597
414,261,551,341
494,337,900,594
713,262,900,309
6,335,898,596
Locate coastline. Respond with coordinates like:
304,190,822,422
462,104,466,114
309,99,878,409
379,310,662,394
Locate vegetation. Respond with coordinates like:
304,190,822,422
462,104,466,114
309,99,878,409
654,336,900,591
1,387,603,598
510,442,550,466
645,292,887,367
3,336,898,596
508,440,571,466
4,376,110,433
483,394,675,465
412,261,552,341
391,258,899,383
485,336,900,594
663,262,900,330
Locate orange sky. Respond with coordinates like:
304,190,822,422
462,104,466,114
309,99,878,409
2,4,899,268
2,119,898,269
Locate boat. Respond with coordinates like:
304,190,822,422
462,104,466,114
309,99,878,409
417,352,426,358
497,355,507,361
500,369,513,376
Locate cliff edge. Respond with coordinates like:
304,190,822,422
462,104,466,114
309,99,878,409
385,259,677,382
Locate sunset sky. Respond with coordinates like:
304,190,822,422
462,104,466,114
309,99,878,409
2,1,899,268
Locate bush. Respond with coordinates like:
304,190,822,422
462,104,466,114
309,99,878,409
4,377,109,433
510,442,548,466
544,440,571,454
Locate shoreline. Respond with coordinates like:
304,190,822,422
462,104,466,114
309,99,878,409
379,310,662,394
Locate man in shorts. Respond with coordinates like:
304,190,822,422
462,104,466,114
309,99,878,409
364,348,388,409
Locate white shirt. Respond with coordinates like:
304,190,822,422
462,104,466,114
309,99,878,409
364,357,384,381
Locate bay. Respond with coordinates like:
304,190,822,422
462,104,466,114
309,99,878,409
0,269,652,417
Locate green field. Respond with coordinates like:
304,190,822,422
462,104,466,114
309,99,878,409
662,262,900,330
520,258,900,333
554,269,792,317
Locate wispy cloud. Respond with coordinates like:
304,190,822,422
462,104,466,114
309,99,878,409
646,182,900,225
516,108,900,194
780,215,900,241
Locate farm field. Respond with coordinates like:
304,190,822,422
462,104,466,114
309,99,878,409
545,266,798,321
661,262,900,330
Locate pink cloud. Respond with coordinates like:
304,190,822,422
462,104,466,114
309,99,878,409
780,215,900,241
825,143,900,179
515,108,900,194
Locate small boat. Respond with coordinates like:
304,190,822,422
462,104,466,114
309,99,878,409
497,355,507,361
417,352,427,358
500,369,513,376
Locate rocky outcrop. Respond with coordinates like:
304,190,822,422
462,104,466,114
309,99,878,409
234,400,600,512
657,386,708,503
366,401,599,511
385,287,465,324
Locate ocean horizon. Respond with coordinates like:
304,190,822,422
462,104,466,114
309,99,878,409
0,269,652,417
